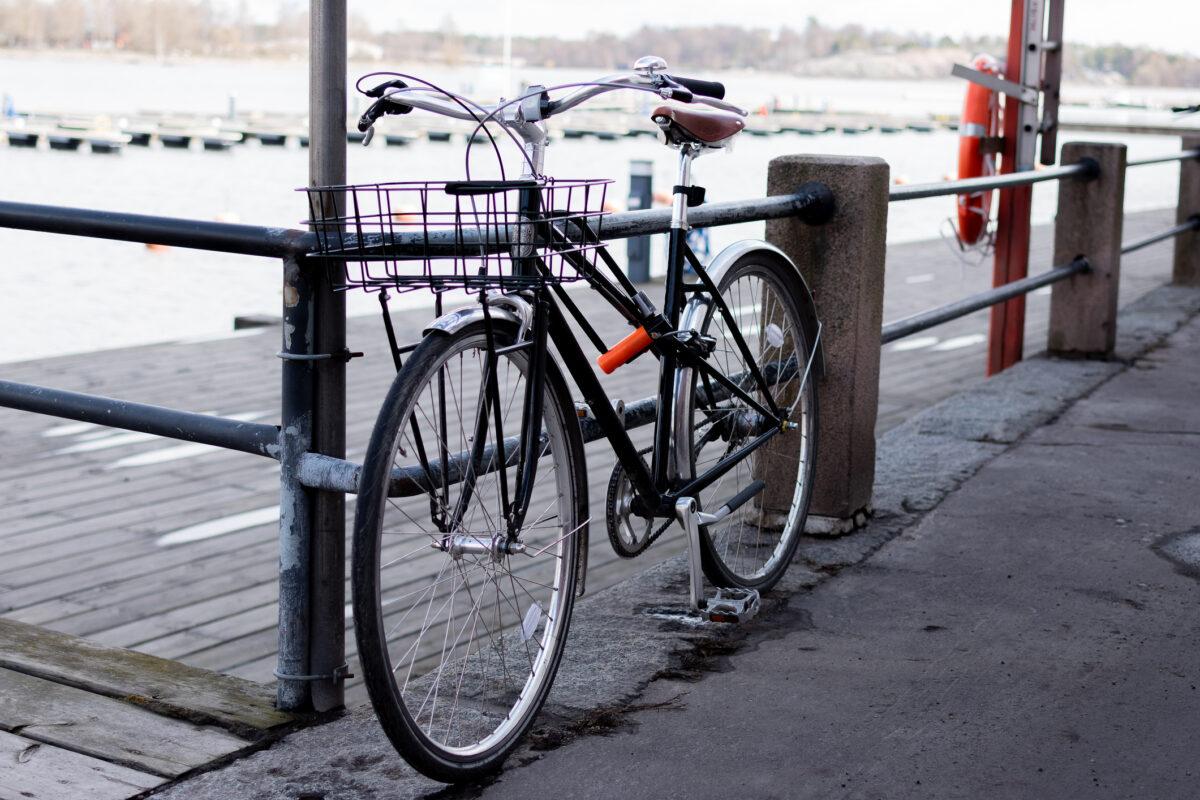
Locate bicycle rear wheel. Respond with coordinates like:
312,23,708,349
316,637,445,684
353,316,586,783
677,248,818,591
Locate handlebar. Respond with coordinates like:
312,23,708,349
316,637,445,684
367,69,745,128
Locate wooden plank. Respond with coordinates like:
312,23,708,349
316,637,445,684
91,581,279,648
6,540,282,632
0,667,250,778
0,619,295,739
0,523,277,611
0,729,161,800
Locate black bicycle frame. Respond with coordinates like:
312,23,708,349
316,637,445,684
484,186,789,525
525,199,787,520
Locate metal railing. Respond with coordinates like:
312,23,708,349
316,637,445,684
1127,148,1200,168
1121,217,1200,255
0,181,834,713
881,258,1091,344
879,148,1200,344
888,160,1097,202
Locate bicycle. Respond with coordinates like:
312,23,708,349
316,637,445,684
306,56,825,783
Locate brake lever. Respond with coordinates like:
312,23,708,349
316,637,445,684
693,96,749,116
660,85,694,103
356,85,417,145
654,77,745,115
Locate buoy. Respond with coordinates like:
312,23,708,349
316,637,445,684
389,210,420,224
956,54,1002,246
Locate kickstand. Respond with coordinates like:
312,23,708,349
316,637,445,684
674,497,761,624
674,497,707,612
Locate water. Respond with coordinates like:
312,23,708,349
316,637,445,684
0,54,1188,363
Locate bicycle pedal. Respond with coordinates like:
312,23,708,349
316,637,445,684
702,587,760,624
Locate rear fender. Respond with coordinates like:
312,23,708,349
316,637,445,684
683,240,824,378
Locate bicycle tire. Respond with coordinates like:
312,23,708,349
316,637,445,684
677,248,818,591
353,317,587,783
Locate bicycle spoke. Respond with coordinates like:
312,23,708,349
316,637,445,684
357,322,578,763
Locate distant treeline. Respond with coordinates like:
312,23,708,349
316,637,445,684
2,1,1198,87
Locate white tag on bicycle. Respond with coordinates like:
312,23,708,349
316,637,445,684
520,602,543,642
765,322,785,348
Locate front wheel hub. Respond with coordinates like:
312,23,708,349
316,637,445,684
436,533,526,561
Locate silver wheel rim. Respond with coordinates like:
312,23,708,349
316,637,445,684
689,268,813,581
372,333,576,757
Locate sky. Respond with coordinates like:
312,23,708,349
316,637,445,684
314,1,1199,58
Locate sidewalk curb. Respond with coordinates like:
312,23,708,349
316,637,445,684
147,284,1200,800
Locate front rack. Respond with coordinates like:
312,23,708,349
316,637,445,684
303,178,612,293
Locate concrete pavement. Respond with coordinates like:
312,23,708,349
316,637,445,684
153,284,1200,799
482,308,1200,800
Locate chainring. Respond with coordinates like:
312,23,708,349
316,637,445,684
605,448,672,558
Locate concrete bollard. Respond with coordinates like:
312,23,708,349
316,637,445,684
1173,135,1200,286
765,155,890,531
1048,142,1127,358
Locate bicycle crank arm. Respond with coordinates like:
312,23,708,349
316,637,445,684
674,497,707,611
675,489,766,622
695,479,764,526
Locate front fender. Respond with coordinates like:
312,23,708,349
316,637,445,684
422,295,531,338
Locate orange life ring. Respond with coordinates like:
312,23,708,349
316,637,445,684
956,54,1002,246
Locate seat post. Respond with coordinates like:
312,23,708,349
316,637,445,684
652,143,699,490
671,145,698,231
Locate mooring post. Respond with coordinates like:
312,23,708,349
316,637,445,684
765,154,890,532
626,160,653,282
307,0,348,713
1173,135,1200,286
276,255,315,712
1048,142,1127,358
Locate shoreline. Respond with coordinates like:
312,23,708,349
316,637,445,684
2,48,1199,101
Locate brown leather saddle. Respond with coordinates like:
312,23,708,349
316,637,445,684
652,104,745,146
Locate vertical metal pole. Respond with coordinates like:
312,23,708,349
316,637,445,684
277,255,315,712
626,160,653,282
987,0,1039,375
1038,0,1064,165
308,0,347,713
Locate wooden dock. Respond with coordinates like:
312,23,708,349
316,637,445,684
0,209,1177,797
0,618,297,798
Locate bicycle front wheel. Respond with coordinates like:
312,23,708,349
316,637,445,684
353,317,586,783
677,248,818,591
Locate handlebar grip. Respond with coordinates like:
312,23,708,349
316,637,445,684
597,326,653,374
665,75,726,100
